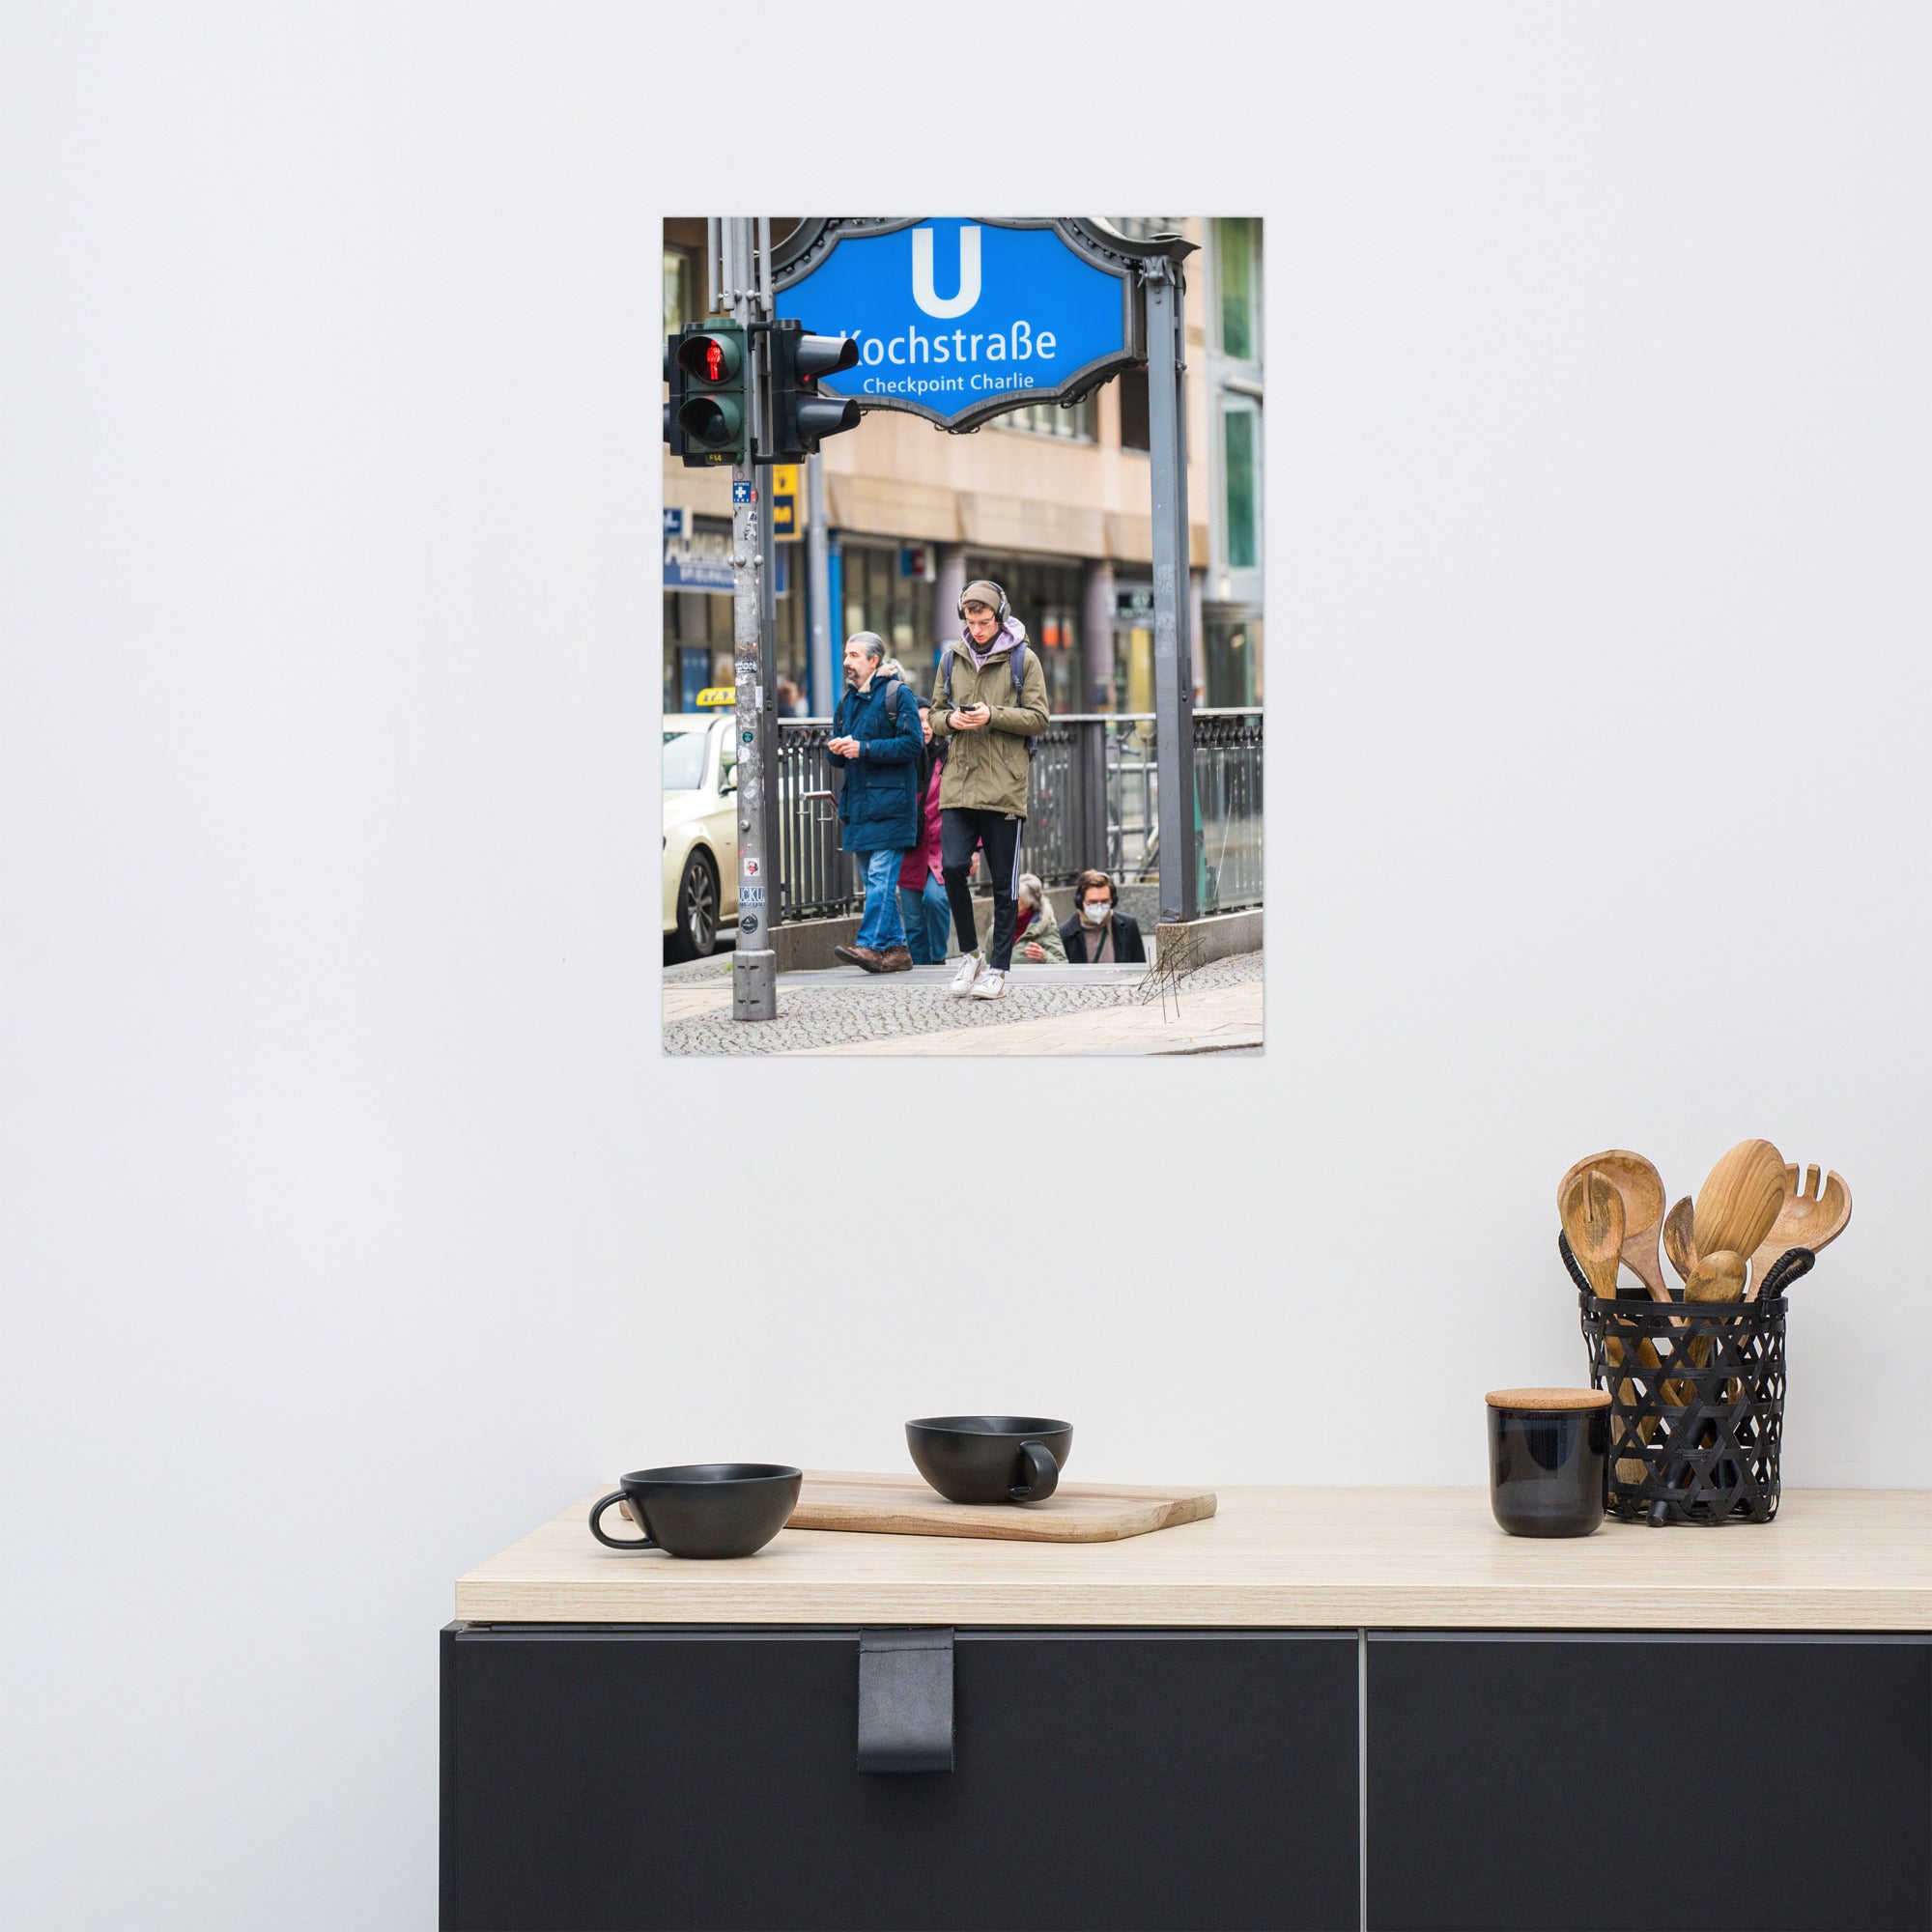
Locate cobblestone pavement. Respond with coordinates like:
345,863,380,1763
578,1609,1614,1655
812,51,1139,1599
661,950,1264,1057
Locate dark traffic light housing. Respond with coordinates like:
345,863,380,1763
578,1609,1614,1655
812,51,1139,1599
669,321,747,466
663,336,686,458
769,321,860,459
662,318,858,467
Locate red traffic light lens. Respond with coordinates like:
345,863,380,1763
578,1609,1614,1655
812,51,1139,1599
676,329,741,385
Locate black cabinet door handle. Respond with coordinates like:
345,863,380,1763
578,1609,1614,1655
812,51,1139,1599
857,1630,954,1774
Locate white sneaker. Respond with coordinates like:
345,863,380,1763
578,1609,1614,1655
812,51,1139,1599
970,969,1008,1001
949,952,983,998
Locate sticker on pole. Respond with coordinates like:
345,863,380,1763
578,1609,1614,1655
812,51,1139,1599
732,481,753,504
744,857,760,877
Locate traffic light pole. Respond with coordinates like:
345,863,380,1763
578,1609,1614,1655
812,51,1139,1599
806,452,832,715
725,214,778,1021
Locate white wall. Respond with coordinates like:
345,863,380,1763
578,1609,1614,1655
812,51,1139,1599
4,4,1926,1926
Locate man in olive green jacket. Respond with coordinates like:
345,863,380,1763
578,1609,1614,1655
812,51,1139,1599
930,581,1050,1001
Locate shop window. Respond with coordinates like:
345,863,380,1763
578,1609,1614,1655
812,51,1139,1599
1215,218,1259,363
999,394,1098,441
960,554,1085,713
839,545,938,690
664,247,695,335
1223,401,1259,570
1205,618,1260,709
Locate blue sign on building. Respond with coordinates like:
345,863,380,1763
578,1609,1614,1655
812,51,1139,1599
773,218,1146,432
664,520,734,593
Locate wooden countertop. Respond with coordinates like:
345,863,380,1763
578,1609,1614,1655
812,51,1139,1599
454,1482,1932,1631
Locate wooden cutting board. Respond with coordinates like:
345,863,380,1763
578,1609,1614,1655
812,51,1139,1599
785,1470,1217,1544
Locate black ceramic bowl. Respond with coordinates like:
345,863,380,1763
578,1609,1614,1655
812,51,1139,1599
1485,1390,1607,1539
906,1416,1073,1505
587,1462,802,1558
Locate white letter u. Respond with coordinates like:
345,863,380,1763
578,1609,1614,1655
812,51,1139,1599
911,224,980,319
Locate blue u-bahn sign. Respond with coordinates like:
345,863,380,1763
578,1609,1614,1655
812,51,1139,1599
773,218,1159,432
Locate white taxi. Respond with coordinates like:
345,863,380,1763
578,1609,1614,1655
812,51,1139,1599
662,709,739,959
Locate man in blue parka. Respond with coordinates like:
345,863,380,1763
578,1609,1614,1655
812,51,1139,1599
825,631,924,972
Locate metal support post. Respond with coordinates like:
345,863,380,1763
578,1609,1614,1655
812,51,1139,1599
728,214,778,1020
758,417,781,926
1078,717,1109,886
1145,258,1198,923
807,452,832,714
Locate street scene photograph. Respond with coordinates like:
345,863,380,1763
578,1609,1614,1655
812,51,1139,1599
661,216,1264,1056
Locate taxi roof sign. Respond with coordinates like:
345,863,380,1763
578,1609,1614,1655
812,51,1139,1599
695,687,736,708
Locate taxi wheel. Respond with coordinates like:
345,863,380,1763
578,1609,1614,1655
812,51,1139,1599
668,851,719,962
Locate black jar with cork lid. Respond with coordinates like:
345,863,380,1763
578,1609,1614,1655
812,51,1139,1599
1485,1387,1609,1537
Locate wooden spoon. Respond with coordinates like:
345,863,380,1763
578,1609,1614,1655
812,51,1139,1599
1747,1165,1852,1298
1662,1196,1697,1285
1557,1151,1669,1301
1692,1140,1786,1269
1559,1168,1624,1297
1663,1248,1747,1404
1684,1249,1746,1304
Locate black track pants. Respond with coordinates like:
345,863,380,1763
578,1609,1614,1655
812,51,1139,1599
939,808,1023,972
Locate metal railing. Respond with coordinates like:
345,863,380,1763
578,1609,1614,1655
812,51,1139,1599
775,720,850,921
773,709,1263,923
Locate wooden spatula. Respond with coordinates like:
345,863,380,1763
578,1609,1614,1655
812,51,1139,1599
1557,1151,1670,1301
1747,1165,1852,1298
1692,1140,1787,1271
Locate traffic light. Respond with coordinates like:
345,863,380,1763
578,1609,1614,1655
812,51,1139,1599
770,321,860,459
672,322,747,466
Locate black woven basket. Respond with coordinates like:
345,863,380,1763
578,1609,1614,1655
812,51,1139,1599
1565,1234,1812,1526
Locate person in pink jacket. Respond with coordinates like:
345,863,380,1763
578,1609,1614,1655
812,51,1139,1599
896,699,952,964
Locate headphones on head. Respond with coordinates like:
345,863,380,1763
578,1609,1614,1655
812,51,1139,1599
956,582,1009,623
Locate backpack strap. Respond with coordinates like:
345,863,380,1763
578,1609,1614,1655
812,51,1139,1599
883,676,900,726
1009,640,1039,759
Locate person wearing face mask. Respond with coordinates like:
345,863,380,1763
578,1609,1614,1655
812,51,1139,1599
1009,873,1067,964
1059,868,1146,964
928,580,1050,1002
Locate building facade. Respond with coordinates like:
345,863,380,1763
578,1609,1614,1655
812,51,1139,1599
662,217,1264,720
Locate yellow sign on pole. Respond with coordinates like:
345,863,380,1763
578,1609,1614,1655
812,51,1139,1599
770,463,801,540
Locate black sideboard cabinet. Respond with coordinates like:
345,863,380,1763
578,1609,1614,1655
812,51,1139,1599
442,1624,1931,1932
441,1625,1361,1932
1366,1632,1932,1932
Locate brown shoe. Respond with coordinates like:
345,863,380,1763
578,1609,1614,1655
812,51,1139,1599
876,946,913,973
836,944,884,973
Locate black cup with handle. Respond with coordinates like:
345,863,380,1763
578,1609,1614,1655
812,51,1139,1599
905,1416,1072,1505
587,1463,802,1558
